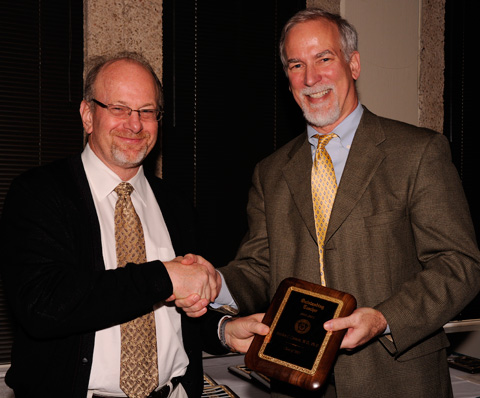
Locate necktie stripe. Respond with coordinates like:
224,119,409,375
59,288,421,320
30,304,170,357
311,134,338,286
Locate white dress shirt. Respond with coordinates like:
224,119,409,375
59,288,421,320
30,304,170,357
81,143,188,396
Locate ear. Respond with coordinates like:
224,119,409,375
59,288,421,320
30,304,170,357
349,51,361,81
80,100,94,135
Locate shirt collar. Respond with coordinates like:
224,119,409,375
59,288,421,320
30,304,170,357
81,142,148,206
307,102,364,149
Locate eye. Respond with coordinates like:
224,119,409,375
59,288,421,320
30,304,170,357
289,63,303,70
111,105,128,112
317,56,332,64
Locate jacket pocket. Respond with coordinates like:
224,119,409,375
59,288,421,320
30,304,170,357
363,208,406,227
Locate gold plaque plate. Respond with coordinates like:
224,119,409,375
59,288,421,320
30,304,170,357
245,277,356,391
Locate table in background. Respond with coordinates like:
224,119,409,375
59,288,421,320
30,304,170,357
203,353,480,398
202,353,269,397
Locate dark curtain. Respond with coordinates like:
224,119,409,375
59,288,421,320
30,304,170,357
444,0,479,320
162,0,306,267
0,0,84,364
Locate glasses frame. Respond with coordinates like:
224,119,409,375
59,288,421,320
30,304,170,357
92,99,163,121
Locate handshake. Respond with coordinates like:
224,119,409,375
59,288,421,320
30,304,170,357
163,253,222,316
163,253,269,353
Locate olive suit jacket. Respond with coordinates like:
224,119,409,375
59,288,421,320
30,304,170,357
0,155,226,398
220,108,480,398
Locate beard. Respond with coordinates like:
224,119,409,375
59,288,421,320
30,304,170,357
299,86,341,128
110,136,150,169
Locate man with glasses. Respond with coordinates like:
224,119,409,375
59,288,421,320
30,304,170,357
0,52,267,398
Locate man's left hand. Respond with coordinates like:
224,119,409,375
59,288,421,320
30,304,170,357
323,307,388,350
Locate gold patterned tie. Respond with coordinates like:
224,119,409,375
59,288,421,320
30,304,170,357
311,134,337,286
114,182,159,398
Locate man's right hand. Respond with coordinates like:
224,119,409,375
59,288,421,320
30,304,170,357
163,254,220,316
167,254,223,317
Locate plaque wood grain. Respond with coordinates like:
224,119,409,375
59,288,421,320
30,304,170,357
245,277,356,391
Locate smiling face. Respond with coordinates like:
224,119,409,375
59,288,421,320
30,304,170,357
80,59,159,180
285,19,360,134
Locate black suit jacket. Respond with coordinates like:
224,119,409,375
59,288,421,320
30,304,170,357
0,154,226,398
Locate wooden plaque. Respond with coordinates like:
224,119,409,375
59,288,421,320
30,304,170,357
245,277,356,391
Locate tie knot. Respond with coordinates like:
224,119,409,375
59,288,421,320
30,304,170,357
114,182,134,198
314,133,336,149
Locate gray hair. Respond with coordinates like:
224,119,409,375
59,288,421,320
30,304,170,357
279,8,358,73
83,51,163,110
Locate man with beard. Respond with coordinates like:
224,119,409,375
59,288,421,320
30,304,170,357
178,8,480,398
0,52,268,398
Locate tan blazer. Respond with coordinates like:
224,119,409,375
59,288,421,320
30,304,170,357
220,108,480,398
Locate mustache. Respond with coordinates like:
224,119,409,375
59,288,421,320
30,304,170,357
112,131,150,139
301,85,334,96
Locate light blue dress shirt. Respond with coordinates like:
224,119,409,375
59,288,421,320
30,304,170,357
214,103,365,312
308,102,363,184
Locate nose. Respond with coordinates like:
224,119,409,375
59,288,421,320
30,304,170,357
304,64,321,87
123,111,143,134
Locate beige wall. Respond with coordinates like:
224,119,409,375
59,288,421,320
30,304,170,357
345,0,421,126
83,0,164,173
418,0,445,132
83,0,163,80
308,0,444,132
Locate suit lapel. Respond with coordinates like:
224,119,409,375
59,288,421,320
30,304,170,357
326,109,386,242
146,174,195,256
69,155,106,272
282,134,318,241
146,174,179,250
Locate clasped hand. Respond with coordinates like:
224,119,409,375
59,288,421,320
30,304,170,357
164,254,221,316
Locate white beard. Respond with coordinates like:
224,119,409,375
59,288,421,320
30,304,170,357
111,143,148,168
300,87,341,128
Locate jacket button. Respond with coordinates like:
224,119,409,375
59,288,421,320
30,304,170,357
82,357,89,365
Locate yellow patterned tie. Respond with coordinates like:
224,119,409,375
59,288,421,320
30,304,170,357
311,134,337,286
114,182,159,398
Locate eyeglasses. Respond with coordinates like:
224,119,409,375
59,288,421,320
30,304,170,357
92,99,163,121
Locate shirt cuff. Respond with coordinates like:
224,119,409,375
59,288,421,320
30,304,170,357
210,271,238,310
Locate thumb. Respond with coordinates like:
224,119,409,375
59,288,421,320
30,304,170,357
165,294,176,302
324,316,351,332
181,253,196,265
244,313,269,336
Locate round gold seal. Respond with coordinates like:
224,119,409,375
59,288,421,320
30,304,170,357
294,319,311,334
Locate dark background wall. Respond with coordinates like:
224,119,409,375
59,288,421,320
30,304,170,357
161,1,306,266
0,0,84,364
444,0,479,320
